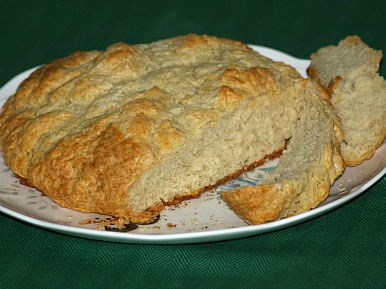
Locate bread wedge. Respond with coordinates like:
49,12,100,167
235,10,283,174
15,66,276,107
308,36,386,166
221,80,345,224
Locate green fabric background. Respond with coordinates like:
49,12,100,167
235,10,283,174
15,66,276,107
0,0,385,288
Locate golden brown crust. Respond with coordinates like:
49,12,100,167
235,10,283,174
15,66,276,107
222,185,287,224
306,65,320,85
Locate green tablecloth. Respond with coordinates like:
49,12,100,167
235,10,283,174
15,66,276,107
1,0,385,288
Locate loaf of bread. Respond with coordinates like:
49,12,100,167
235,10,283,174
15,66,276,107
308,36,386,166
0,34,344,224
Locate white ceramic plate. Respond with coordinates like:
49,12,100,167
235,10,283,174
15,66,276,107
0,45,385,244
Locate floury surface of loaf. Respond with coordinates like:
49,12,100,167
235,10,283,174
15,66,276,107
0,34,344,224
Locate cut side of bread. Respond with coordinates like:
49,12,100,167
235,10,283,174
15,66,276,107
308,36,386,166
221,81,345,224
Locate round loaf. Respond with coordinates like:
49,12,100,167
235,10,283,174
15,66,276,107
0,34,344,223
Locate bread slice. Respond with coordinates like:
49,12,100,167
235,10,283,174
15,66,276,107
221,80,345,224
0,34,344,224
308,36,386,166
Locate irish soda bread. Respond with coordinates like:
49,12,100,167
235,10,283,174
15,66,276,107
308,36,386,166
0,34,344,224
